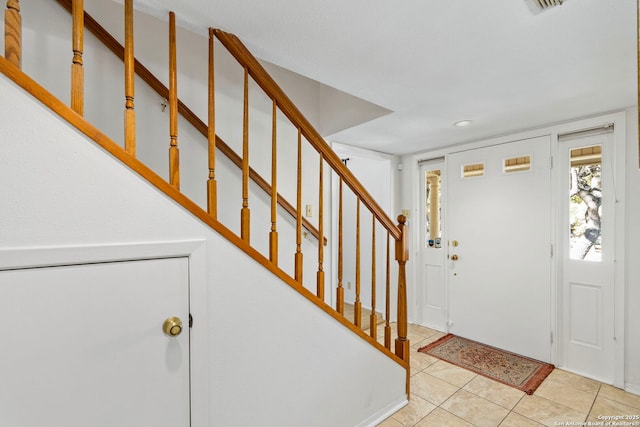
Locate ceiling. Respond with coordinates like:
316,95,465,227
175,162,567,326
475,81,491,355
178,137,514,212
130,0,636,155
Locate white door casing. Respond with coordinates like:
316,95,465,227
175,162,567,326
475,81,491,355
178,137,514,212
0,257,190,427
447,136,552,363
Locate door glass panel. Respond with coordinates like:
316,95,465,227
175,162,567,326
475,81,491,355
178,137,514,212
504,155,531,173
425,169,442,248
569,145,602,261
462,163,484,178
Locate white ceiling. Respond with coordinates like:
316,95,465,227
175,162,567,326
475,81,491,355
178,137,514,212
131,0,637,155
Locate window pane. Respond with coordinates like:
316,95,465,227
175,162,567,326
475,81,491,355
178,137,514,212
462,163,484,178
425,169,442,248
504,155,531,173
569,145,602,261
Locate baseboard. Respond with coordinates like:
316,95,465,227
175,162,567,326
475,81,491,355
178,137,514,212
625,383,640,396
357,396,408,427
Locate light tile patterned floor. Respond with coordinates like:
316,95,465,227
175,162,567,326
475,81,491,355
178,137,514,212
377,324,640,427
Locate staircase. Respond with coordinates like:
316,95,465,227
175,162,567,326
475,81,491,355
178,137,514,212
1,0,410,424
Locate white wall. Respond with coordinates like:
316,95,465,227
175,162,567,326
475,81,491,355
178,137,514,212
624,108,640,394
0,74,407,426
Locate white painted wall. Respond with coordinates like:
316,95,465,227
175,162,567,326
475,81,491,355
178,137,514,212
624,108,640,395
0,74,407,425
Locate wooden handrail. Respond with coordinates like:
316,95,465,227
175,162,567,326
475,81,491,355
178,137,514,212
0,56,405,370
53,0,325,245
213,29,401,241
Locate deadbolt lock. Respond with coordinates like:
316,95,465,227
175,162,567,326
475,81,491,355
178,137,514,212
163,316,183,337
451,240,459,247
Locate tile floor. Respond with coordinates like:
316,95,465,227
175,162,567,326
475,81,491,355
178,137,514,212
376,324,640,427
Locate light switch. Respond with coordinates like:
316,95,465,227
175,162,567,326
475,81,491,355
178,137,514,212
305,205,313,217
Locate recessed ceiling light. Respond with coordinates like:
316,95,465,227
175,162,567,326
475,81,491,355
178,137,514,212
454,120,472,127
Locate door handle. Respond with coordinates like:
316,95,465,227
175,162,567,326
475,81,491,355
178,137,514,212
163,316,183,337
450,254,459,261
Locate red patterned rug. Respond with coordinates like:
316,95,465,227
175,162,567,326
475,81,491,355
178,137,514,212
418,334,554,395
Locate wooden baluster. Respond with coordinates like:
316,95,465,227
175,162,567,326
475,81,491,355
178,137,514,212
336,177,344,315
168,12,180,190
370,215,377,339
354,197,361,327
207,28,217,218
384,231,391,350
123,0,136,156
316,155,324,301
395,215,410,363
240,67,250,242
4,0,21,68
71,0,84,115
269,99,278,264
294,128,303,282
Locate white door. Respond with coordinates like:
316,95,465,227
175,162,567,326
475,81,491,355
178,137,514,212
0,257,190,427
418,159,447,330
447,136,552,362
558,130,615,383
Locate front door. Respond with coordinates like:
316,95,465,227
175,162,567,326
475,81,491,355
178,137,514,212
447,136,552,362
0,257,190,427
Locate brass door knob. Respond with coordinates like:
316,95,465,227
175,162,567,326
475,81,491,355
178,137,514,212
450,254,459,261
163,316,183,337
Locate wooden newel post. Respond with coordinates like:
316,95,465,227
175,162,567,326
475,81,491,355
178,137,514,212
395,214,410,363
5,0,21,68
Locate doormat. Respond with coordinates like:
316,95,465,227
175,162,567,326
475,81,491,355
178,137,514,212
417,334,554,395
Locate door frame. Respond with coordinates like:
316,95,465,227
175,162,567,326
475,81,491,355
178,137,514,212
0,239,209,424
406,111,626,387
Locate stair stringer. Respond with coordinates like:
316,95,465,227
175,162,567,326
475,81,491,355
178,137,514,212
0,69,407,425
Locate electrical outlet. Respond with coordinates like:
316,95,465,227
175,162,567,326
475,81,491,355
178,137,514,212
305,204,313,217
347,281,352,289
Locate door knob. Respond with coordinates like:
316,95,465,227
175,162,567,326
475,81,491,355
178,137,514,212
163,316,183,337
450,254,459,261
